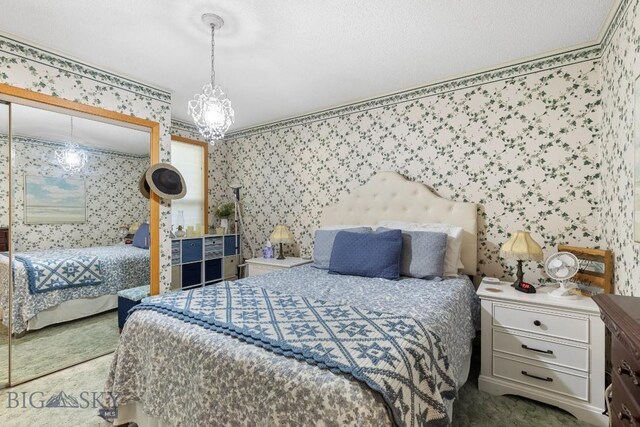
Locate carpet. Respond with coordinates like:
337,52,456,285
0,310,120,383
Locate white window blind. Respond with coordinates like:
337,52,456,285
171,140,205,229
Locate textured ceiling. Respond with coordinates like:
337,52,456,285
0,0,615,131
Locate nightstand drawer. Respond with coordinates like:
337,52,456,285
493,355,588,401
493,329,589,371
248,264,278,277
493,304,589,343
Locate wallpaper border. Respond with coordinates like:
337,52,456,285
223,44,601,140
0,33,171,104
600,0,634,52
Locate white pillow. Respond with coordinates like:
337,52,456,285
378,220,464,276
319,225,375,230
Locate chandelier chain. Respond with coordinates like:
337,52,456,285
210,24,216,87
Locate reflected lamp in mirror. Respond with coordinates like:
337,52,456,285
500,230,543,287
270,225,294,260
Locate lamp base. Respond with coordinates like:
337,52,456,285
277,242,285,260
511,260,525,288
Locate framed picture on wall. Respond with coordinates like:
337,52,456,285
24,175,87,224
635,75,640,241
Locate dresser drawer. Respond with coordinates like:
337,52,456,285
493,304,589,343
493,354,588,401
612,339,640,402
493,329,589,372
611,400,640,427
181,239,203,263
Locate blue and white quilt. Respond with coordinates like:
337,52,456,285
132,281,456,426
0,245,150,333
15,253,103,295
106,266,479,426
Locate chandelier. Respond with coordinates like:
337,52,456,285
55,116,87,173
188,13,235,143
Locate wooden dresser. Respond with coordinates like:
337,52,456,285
593,294,640,427
0,227,8,252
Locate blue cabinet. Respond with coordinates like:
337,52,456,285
171,234,239,290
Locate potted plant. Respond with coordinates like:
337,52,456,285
215,202,235,234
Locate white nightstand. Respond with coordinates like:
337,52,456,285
477,279,607,426
245,257,312,277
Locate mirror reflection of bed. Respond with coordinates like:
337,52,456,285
0,104,151,383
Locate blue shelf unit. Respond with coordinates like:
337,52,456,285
171,234,239,290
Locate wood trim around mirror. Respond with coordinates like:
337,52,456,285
0,83,162,295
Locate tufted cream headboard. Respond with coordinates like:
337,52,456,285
320,171,478,276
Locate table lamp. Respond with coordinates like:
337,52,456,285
500,230,543,287
270,224,294,260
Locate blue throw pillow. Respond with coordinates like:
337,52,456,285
132,223,150,249
377,227,448,279
329,229,403,280
312,227,372,269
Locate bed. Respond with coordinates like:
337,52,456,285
106,171,480,426
0,244,150,334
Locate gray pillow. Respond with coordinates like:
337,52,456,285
377,227,448,279
312,227,372,269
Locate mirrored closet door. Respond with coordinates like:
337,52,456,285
0,101,10,388
5,102,152,383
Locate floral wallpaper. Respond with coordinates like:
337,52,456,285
0,33,173,292
2,136,149,252
211,51,603,285
600,0,640,296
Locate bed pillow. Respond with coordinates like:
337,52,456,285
377,227,448,279
319,224,375,230
378,221,464,276
312,227,372,269
132,223,150,249
329,229,403,280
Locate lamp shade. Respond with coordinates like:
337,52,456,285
270,225,294,244
500,230,543,262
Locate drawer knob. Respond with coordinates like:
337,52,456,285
533,320,541,327
617,360,640,386
521,370,553,382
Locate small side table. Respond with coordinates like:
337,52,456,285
245,257,312,277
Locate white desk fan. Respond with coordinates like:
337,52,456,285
544,252,580,299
